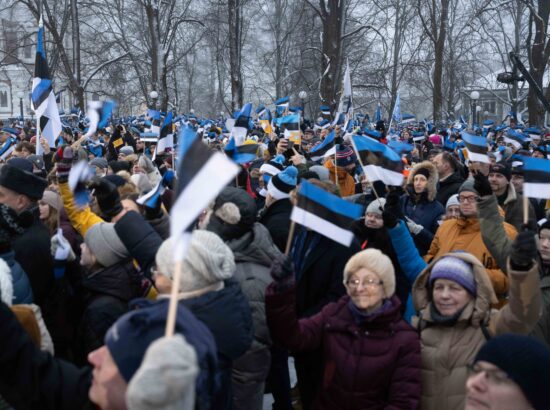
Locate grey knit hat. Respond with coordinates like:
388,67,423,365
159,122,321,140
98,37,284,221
84,223,130,267
458,179,479,196
90,157,108,169
365,198,386,216
155,230,235,293
126,335,198,410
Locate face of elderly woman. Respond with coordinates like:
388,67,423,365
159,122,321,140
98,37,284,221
344,267,385,313
432,278,472,316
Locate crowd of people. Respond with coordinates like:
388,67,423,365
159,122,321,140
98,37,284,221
0,113,548,410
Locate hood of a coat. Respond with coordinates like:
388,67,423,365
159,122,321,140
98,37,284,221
83,260,141,302
439,170,464,186
227,222,282,267
407,160,439,202
503,182,518,206
0,257,13,306
412,252,497,327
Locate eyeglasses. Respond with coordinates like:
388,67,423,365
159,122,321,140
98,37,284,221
458,195,479,203
467,363,511,385
345,278,383,289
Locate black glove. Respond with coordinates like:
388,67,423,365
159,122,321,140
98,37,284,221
473,171,492,197
382,210,398,228
89,177,123,220
270,254,294,283
510,229,537,270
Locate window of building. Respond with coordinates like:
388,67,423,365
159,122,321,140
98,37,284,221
22,34,32,59
0,91,8,108
2,20,18,64
483,101,496,114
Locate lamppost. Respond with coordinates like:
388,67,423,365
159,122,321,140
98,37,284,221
298,90,308,117
220,111,225,120
483,110,489,122
469,90,479,129
149,90,158,110
476,105,482,127
17,91,24,121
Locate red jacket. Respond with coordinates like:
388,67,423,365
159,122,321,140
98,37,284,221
266,287,421,409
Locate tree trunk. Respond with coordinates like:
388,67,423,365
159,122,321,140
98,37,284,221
228,0,243,111
145,3,160,108
432,0,449,122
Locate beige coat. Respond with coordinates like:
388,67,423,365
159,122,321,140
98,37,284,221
412,252,541,410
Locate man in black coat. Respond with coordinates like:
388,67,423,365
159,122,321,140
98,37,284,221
433,151,465,205
0,158,52,306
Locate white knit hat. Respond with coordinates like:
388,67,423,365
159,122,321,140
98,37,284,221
126,335,198,410
155,231,235,293
344,248,395,297
446,194,460,209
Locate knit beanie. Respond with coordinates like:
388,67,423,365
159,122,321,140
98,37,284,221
309,165,330,182
126,335,198,410
458,179,479,196
430,256,476,295
489,163,511,181
415,167,430,180
259,154,285,176
344,248,395,297
109,160,132,174
84,223,130,267
41,190,62,212
335,145,357,167
474,334,550,410
105,299,218,392
0,159,47,200
365,198,386,216
155,231,235,293
90,157,108,170
267,166,298,200
205,187,258,241
445,194,460,209
119,146,135,156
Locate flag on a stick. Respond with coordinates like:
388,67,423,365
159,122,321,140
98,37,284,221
291,180,362,246
83,100,115,139
522,156,550,199
504,130,528,150
461,131,490,163
156,111,174,156
352,135,404,186
32,16,61,152
309,130,335,161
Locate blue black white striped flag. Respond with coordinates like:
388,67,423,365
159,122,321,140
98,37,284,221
309,130,335,161
352,135,404,186
31,16,61,152
231,103,252,146
156,111,174,155
521,156,550,199
291,180,362,246
275,96,289,117
224,137,258,164
461,131,490,163
504,130,529,150
83,100,115,139
170,124,240,259
146,109,162,136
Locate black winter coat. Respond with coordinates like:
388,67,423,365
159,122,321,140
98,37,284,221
13,208,53,307
435,171,464,206
259,198,292,253
74,260,143,366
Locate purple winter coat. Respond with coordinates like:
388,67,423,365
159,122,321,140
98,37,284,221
266,286,421,410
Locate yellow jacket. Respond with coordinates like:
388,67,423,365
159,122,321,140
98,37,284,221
59,182,104,238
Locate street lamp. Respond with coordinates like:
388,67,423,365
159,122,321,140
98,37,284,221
220,111,225,119
469,90,480,128
483,110,489,122
17,91,24,121
476,105,482,126
149,90,158,109
298,90,308,117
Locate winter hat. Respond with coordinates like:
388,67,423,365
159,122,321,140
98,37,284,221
335,145,357,167
126,335,198,410
106,299,218,389
0,159,47,200
119,146,135,156
41,190,62,212
90,157,108,170
489,163,511,181
267,166,298,201
204,187,258,241
155,231,235,293
344,248,395,297
103,174,127,187
474,334,550,410
429,256,476,295
0,203,31,253
259,154,285,176
445,194,460,209
109,160,132,174
84,222,130,267
27,155,45,171
309,165,330,182
414,167,430,180
458,179,479,196
365,198,386,216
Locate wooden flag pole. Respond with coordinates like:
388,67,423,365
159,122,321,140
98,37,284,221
165,259,183,336
284,220,296,256
523,195,529,226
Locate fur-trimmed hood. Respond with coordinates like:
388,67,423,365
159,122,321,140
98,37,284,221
407,160,439,202
0,258,13,306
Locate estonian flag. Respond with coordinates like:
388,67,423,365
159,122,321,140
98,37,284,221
392,92,402,123
225,137,258,164
387,140,413,155
374,103,382,122
137,179,165,208
291,180,362,247
274,113,301,143
352,135,404,186
461,131,490,163
309,130,335,161
504,130,528,149
68,160,93,207
412,131,425,142
31,16,61,153
147,109,162,136
275,96,289,117
156,111,174,155
83,100,115,139
320,105,332,118
0,135,17,160
231,103,252,146
170,124,240,259
521,156,550,199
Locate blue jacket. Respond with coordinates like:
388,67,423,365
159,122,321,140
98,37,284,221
387,221,427,322
400,192,445,235
1,250,33,305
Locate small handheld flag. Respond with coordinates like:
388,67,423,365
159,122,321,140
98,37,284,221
352,135,404,186
461,131,490,163
522,156,550,199
83,100,116,139
291,180,362,246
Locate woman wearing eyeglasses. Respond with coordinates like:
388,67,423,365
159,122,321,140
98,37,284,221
266,248,422,409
